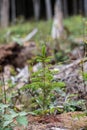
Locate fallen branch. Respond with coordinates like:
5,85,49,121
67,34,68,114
13,28,38,44
21,28,38,43
59,57,87,74
52,57,87,77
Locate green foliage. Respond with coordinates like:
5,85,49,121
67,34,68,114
0,69,28,129
16,115,28,126
0,20,52,44
82,72,87,81
23,44,65,114
54,51,68,62
64,15,83,37
0,16,86,125
72,112,86,120
0,16,84,44
0,103,28,129
64,94,85,112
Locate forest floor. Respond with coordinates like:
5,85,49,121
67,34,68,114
1,16,87,130
14,112,87,130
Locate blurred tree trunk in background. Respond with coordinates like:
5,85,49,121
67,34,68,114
73,0,77,14
11,0,16,23
1,0,9,27
45,0,52,20
63,0,68,17
33,0,40,20
51,0,64,39
84,0,87,16
0,0,2,24
79,0,83,14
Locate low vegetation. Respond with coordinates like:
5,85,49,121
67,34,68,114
0,16,85,44
0,16,87,129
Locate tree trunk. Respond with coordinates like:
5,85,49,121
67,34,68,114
0,0,3,23
84,0,87,16
33,0,40,20
45,0,52,20
11,0,16,23
63,0,68,17
73,0,77,15
79,0,83,14
1,0,9,27
51,0,64,39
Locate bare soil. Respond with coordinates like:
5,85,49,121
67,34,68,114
14,112,87,130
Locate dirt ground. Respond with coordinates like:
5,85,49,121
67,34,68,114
14,112,87,130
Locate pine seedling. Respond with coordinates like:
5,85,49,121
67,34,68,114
23,44,65,114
